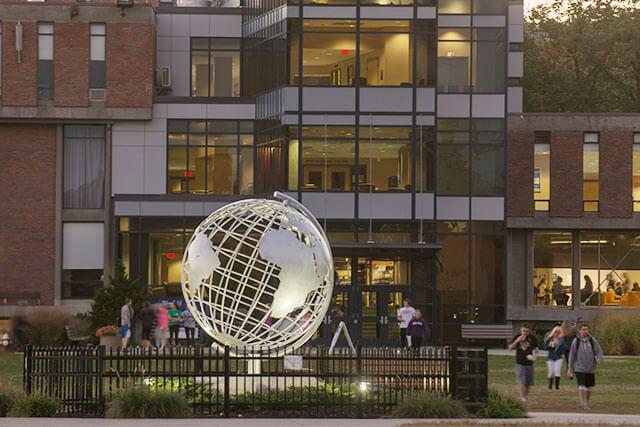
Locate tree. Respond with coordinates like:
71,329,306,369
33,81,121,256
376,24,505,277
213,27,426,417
524,0,640,112
88,260,147,329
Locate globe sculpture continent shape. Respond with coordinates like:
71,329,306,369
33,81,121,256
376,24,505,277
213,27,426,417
181,192,334,354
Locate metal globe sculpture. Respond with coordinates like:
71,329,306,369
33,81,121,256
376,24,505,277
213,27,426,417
181,192,334,355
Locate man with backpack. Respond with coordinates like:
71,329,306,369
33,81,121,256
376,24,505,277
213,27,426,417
566,322,604,410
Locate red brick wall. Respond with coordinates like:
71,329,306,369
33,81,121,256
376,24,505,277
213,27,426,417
54,22,90,108
106,23,154,108
0,124,57,305
550,132,583,217
2,21,38,107
600,132,632,218
507,131,534,217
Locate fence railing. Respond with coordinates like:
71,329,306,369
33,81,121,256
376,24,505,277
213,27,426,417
24,345,487,418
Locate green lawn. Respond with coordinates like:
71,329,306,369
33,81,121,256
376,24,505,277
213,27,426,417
2,351,639,415
489,354,640,415
0,353,23,389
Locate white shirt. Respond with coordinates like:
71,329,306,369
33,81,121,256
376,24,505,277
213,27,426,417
398,306,416,328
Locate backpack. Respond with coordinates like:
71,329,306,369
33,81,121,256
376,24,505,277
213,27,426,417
573,336,596,363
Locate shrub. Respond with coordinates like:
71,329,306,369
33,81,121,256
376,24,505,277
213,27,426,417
89,260,147,329
19,308,73,346
0,386,24,417
391,392,468,418
105,387,190,418
591,313,640,355
476,388,526,419
7,395,60,417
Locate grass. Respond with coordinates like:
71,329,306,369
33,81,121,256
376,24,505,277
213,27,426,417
0,353,23,389
489,355,640,415
2,351,639,416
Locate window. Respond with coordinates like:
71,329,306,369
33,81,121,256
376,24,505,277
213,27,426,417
532,231,573,307
437,28,505,93
583,132,599,212
292,19,434,87
439,0,471,13
191,38,240,97
633,133,640,212
298,20,356,86
359,21,411,86
167,120,253,195
62,222,104,299
298,126,356,191
63,125,105,209
359,126,412,191
0,24,3,96
37,23,54,101
90,23,106,89
357,257,410,285
472,0,507,14
534,139,550,211
437,119,504,196
580,232,640,307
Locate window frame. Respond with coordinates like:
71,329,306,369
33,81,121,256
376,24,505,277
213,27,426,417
190,37,242,98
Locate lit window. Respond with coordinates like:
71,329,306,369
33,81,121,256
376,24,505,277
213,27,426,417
534,136,550,211
583,132,599,212
634,133,640,212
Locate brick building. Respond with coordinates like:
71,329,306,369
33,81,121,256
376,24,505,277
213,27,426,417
507,113,640,324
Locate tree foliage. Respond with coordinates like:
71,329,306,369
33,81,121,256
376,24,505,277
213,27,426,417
88,260,147,329
524,0,640,112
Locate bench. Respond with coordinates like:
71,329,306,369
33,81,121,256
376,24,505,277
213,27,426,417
65,324,91,345
461,324,513,340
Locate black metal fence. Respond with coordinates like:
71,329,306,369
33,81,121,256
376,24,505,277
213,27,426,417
23,345,487,418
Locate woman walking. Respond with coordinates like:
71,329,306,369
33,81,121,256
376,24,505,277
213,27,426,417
544,325,566,390
406,309,430,353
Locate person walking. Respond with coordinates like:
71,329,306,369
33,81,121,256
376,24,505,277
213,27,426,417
567,322,604,410
120,298,134,349
140,301,155,349
406,309,429,353
168,302,182,346
155,303,169,349
181,307,196,346
544,325,566,390
397,298,416,348
508,323,539,403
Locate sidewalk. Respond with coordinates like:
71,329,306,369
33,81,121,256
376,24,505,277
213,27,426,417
2,413,639,427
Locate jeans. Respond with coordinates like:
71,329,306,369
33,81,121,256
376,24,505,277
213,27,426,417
169,325,180,346
185,327,195,346
399,328,408,347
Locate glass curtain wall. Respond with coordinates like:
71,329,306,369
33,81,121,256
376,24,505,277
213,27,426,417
437,221,504,342
437,27,505,93
290,19,435,87
437,119,504,196
167,120,253,195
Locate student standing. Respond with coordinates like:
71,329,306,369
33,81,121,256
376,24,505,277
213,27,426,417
120,298,134,349
181,307,197,346
567,323,604,410
140,301,156,349
544,326,566,390
168,302,182,346
508,323,539,403
397,298,416,348
155,303,169,349
406,310,429,353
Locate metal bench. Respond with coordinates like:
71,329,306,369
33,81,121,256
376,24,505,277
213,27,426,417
461,324,513,340
65,324,91,345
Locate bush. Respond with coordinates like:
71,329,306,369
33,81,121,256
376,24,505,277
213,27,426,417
476,389,526,419
591,313,640,355
7,395,60,417
106,387,190,418
89,260,147,329
0,386,24,417
391,392,468,418
19,308,73,346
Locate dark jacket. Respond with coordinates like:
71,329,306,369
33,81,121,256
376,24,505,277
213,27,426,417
406,318,429,339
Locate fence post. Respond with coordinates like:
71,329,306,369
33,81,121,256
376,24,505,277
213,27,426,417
23,345,32,394
483,347,489,399
223,345,230,418
97,345,105,416
449,346,458,399
356,344,362,418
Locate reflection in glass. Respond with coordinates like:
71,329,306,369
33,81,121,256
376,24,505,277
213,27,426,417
437,145,469,195
471,145,504,195
437,41,471,92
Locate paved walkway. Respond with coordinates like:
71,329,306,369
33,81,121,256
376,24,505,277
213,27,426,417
2,413,639,427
